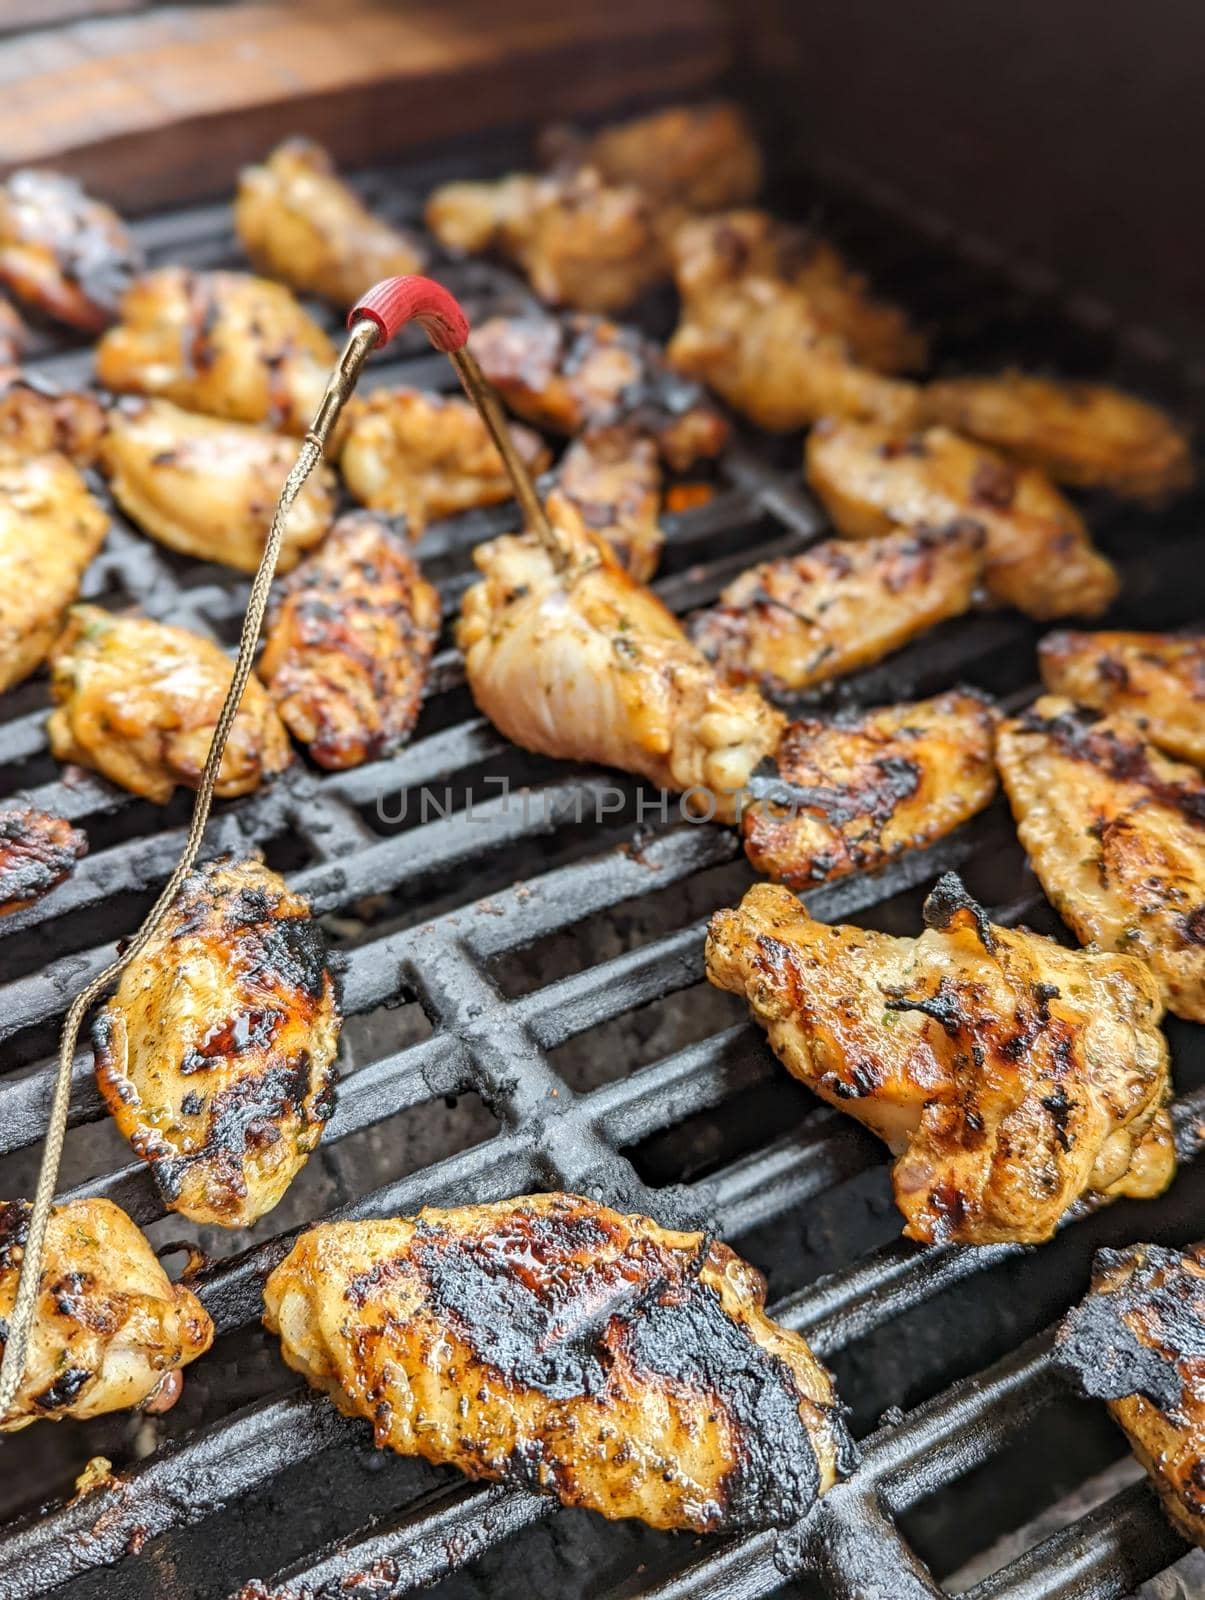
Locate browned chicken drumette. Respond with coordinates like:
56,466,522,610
94,855,341,1228
0,299,26,365
0,370,107,466
0,804,86,916
0,169,142,333
1039,629,1205,767
554,432,665,581
264,1193,854,1531
707,874,1175,1245
259,513,440,769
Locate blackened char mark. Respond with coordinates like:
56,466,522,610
32,1366,93,1412
1021,705,1205,825
0,806,87,911
922,872,996,952
0,1200,32,1274
884,975,966,1037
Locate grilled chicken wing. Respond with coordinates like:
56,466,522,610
805,419,1119,619
0,170,142,333
100,398,335,573
259,513,440,769
0,299,26,364
555,432,664,581
94,855,340,1228
0,449,108,693
0,1198,211,1431
1057,1242,1205,1546
235,136,424,304
1039,630,1205,767
458,502,783,823
0,804,86,915
339,387,550,533
690,523,983,694
264,1192,853,1531
996,697,1205,1023
0,372,106,466
48,605,290,803
95,268,334,435
707,875,1174,1245
743,691,998,888
922,372,1193,500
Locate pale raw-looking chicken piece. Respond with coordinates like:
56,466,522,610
339,387,550,533
0,804,86,915
742,691,999,888
0,298,26,364
996,696,1205,1023
94,855,341,1228
0,169,142,334
0,371,107,466
707,874,1175,1245
805,418,1119,620
690,522,984,693
264,1192,854,1531
1039,629,1205,767
100,398,335,573
95,268,335,435
235,136,425,304
0,448,108,693
0,1197,211,1431
48,605,290,803
457,502,784,824
259,513,441,769
922,372,1194,500
555,432,664,581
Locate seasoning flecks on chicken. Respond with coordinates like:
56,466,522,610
100,398,335,573
555,432,665,581
707,874,1174,1245
0,169,142,334
0,370,107,466
259,513,440,770
805,418,1119,620
235,136,425,304
48,605,290,803
1039,629,1205,767
742,691,999,889
0,1198,212,1431
94,855,341,1229
0,299,26,365
0,804,87,916
996,696,1205,1023
264,1193,853,1532
690,522,984,694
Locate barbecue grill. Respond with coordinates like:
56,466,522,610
0,85,1203,1600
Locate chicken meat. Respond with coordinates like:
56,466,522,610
0,299,26,365
0,371,107,466
0,804,86,916
1039,629,1205,767
0,169,142,334
555,432,665,581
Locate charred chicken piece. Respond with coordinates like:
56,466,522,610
707,874,1174,1245
0,371,107,466
555,432,664,581
996,696,1205,1023
48,605,290,803
235,136,425,304
0,1197,212,1431
94,855,341,1228
264,1192,853,1531
805,418,1120,620
339,386,550,533
1057,1242,1205,1547
690,522,984,694
0,804,87,915
457,501,784,824
0,169,142,334
95,268,335,435
922,372,1194,500
743,691,999,888
100,398,335,573
1039,630,1205,767
0,299,27,365
259,513,440,769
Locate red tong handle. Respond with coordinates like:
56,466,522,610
350,275,470,352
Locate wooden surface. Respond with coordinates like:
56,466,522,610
0,0,730,210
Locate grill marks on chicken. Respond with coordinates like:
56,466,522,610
94,856,340,1228
555,433,665,581
264,1194,853,1532
0,805,87,916
0,170,142,334
996,697,1205,1023
1039,630,1205,767
0,372,107,466
0,299,26,365
707,875,1174,1245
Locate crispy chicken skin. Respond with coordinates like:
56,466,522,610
1057,1242,1205,1546
690,523,983,694
458,503,784,824
259,513,440,769
707,875,1175,1245
0,170,142,334
0,1198,212,1431
1039,630,1205,767
555,433,664,581
996,696,1205,1023
0,805,86,915
264,1193,853,1531
339,387,550,533
95,268,335,435
235,136,425,304
805,418,1119,620
0,299,26,364
0,371,107,466
94,855,341,1229
100,398,335,573
0,449,108,693
922,372,1194,500
743,692,999,888
48,605,290,803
